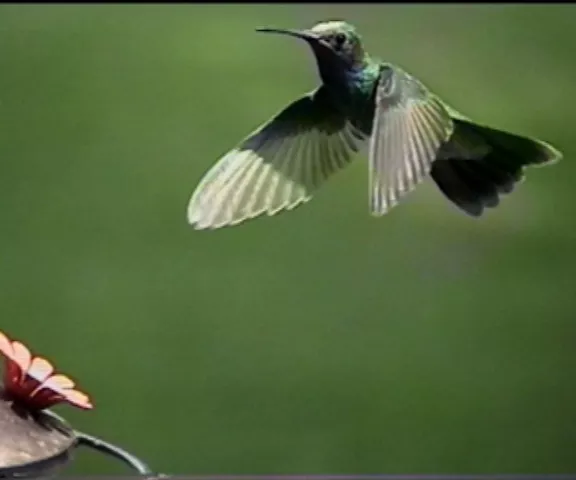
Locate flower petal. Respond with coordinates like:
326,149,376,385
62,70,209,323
16,374,42,399
0,331,93,412
27,389,64,410
28,357,54,383
11,341,32,373
5,360,23,387
0,331,13,358
63,390,93,410
41,374,75,392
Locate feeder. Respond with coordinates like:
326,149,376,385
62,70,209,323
0,330,157,478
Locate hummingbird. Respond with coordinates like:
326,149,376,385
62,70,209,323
187,21,561,230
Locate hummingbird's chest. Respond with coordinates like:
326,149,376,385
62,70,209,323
327,63,380,137
334,80,378,137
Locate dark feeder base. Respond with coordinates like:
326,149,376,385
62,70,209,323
0,400,156,478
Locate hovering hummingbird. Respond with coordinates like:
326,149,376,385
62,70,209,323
187,21,561,230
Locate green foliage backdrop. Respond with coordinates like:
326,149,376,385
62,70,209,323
0,4,574,474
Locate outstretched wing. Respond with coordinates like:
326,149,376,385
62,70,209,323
369,65,454,215
187,87,367,230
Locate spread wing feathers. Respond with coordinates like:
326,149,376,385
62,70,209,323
369,65,454,216
187,87,367,230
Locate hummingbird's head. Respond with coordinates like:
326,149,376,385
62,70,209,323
307,21,366,66
256,20,367,69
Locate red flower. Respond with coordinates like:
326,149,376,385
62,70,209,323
0,330,93,411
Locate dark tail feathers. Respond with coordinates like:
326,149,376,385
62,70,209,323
431,120,561,216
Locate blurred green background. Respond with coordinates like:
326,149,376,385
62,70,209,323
0,4,575,475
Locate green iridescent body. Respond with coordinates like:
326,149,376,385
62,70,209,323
338,62,381,135
187,21,562,230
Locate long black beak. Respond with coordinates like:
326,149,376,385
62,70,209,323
255,27,320,43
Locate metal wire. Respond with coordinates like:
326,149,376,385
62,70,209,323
42,409,159,476
74,430,154,475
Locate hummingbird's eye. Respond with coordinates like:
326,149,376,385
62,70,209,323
333,33,347,48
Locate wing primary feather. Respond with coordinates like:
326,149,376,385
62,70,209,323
187,88,370,229
309,130,321,190
267,131,302,214
330,132,347,170
280,133,303,210
318,132,331,186
369,67,454,216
